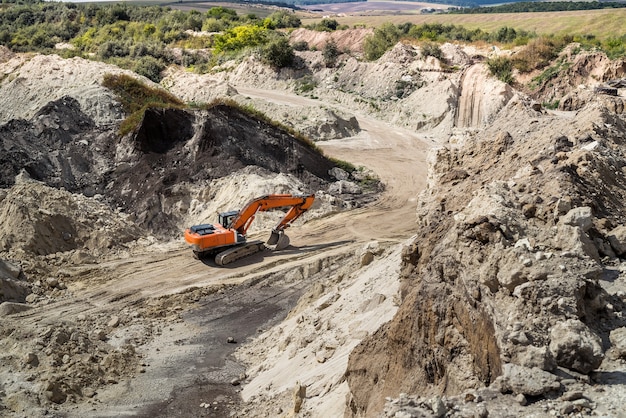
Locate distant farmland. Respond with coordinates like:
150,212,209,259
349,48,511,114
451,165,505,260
298,2,626,40
301,1,451,14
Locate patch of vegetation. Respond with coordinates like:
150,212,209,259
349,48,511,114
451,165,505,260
322,40,339,68
511,36,569,73
486,56,513,84
262,10,301,29
603,36,626,59
530,59,571,89
330,158,356,173
543,100,560,110
421,42,443,60
354,168,381,192
133,56,167,83
101,73,184,135
305,18,346,32
213,24,268,53
261,35,295,68
363,22,401,61
363,23,537,61
0,2,304,74
292,40,309,51
296,75,317,93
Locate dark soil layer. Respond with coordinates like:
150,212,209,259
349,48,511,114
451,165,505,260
0,97,342,237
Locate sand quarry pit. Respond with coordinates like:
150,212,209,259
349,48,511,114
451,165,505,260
2,36,626,418
0,48,429,417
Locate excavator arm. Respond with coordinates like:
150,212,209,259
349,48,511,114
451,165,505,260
230,194,315,236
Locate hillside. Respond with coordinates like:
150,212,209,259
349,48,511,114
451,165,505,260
1,16,626,418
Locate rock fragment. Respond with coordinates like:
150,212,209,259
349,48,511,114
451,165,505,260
0,302,32,315
493,364,560,396
549,319,603,373
609,326,626,359
293,382,306,413
608,225,626,256
23,352,39,367
107,315,120,328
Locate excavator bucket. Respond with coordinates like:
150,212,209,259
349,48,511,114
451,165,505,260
267,230,290,250
275,233,290,250
267,230,280,245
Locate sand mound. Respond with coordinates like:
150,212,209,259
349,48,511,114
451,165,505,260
0,180,139,256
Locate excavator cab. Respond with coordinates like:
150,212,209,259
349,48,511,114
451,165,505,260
218,210,239,229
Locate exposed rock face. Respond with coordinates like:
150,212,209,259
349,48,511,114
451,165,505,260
532,49,626,106
455,64,515,128
346,94,626,416
289,28,374,56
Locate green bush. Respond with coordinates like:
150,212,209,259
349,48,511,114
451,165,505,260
421,42,443,60
206,6,238,22
261,36,294,68
133,56,166,83
202,18,227,33
322,40,339,68
487,56,514,84
213,24,267,53
263,11,300,29
307,18,339,32
292,40,308,51
604,37,626,59
98,40,129,59
364,22,400,61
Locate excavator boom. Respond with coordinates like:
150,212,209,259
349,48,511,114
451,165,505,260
230,194,315,235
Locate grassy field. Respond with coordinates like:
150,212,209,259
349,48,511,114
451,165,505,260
299,8,626,40
106,1,626,41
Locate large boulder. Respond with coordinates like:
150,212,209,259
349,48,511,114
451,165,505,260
549,319,604,374
609,327,626,359
0,259,28,303
607,225,626,256
492,363,561,396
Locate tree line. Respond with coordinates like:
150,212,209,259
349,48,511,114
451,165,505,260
449,1,626,14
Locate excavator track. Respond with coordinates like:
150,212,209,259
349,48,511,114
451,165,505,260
214,241,266,266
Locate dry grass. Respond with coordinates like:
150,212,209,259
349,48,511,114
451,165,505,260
300,8,626,41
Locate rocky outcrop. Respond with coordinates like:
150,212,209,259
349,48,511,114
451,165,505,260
346,94,626,416
533,50,626,106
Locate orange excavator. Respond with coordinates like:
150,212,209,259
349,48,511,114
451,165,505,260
184,194,315,265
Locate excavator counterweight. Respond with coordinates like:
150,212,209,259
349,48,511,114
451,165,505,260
184,193,314,265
